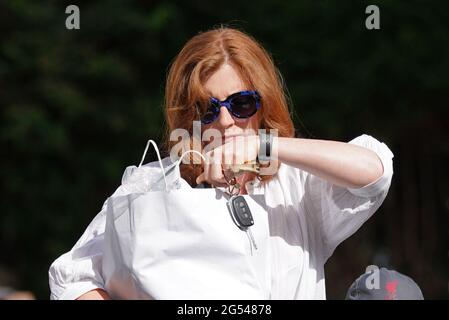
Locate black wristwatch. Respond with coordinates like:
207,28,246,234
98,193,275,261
258,132,273,162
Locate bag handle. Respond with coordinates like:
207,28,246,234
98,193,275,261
138,139,206,192
177,149,206,168
139,140,168,191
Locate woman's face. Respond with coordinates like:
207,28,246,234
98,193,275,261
202,64,259,145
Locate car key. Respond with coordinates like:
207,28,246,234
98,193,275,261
227,195,258,253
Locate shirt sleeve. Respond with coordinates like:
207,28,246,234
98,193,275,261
302,134,394,261
48,199,108,300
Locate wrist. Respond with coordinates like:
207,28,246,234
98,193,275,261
257,131,272,164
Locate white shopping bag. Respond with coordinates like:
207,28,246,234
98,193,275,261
102,140,270,299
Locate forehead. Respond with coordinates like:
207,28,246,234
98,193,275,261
203,64,247,100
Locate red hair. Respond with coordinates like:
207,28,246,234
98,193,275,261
162,26,295,186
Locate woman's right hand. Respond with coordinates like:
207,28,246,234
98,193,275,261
76,289,111,300
196,135,260,187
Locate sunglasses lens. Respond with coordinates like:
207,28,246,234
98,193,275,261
200,92,260,124
201,101,219,124
231,95,258,118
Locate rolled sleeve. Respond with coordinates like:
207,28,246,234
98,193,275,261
49,206,107,300
49,245,105,300
48,181,133,300
303,134,394,261
347,134,394,198
56,281,105,301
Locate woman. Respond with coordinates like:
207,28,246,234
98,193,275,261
49,27,393,300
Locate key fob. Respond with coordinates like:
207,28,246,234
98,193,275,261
227,195,254,229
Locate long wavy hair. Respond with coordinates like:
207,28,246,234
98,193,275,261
162,26,296,186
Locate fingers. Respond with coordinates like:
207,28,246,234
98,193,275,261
195,172,205,185
209,148,228,187
195,137,258,187
209,160,228,187
196,147,228,187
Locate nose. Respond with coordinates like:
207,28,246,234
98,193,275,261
216,105,234,129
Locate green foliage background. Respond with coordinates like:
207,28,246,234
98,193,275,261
0,0,448,299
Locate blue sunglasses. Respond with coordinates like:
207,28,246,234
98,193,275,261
198,90,261,124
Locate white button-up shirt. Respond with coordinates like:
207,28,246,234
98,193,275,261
49,134,394,300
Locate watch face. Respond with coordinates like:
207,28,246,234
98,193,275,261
230,196,254,228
